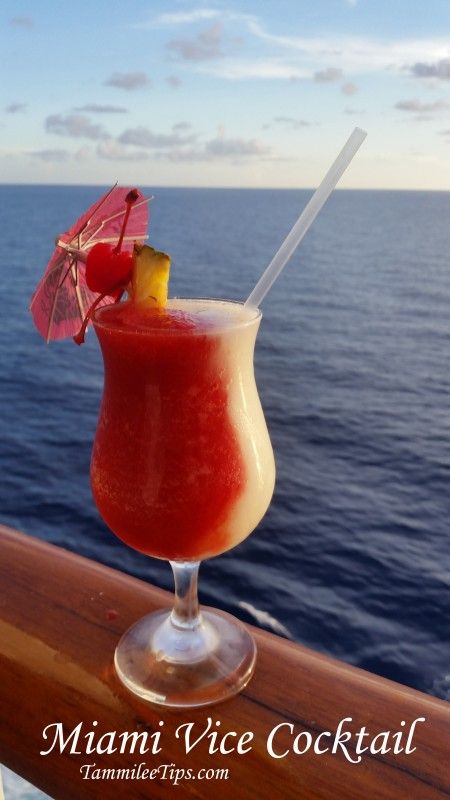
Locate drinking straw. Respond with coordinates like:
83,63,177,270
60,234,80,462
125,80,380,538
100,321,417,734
245,127,367,308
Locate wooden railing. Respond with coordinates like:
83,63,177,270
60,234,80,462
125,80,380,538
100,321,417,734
0,524,449,799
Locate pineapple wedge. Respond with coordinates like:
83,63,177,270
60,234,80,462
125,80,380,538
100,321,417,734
130,243,171,306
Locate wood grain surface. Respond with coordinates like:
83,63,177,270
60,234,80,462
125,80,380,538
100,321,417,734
0,525,448,799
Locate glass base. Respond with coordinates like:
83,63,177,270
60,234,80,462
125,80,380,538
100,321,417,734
114,606,257,708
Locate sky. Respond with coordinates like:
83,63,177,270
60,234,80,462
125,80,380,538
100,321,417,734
1,0,450,189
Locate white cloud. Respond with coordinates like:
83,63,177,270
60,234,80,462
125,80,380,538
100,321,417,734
104,72,151,90
140,8,255,29
96,140,151,161
408,58,450,80
118,126,196,148
198,59,309,80
151,9,221,26
137,9,450,84
5,103,26,113
314,67,343,83
273,116,311,129
45,114,107,140
73,104,127,114
161,14,450,83
195,36,450,82
104,124,270,163
10,16,33,28
395,99,450,113
166,134,271,162
206,136,270,158
247,21,450,72
167,22,224,61
172,121,191,132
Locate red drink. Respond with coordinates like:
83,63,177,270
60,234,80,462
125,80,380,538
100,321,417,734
30,187,279,706
91,299,275,561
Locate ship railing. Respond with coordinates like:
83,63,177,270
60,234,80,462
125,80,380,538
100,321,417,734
0,524,449,799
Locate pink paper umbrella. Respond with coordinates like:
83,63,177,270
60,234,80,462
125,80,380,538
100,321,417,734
30,185,150,342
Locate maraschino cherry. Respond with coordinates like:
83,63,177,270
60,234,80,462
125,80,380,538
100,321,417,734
85,244,133,295
74,189,139,345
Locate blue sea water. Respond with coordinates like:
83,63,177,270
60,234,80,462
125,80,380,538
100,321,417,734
1,184,450,728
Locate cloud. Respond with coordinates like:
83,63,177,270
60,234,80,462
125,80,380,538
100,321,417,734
166,75,182,88
394,99,449,113
199,59,309,80
166,135,271,162
247,21,450,72
10,16,33,28
201,33,450,82
118,126,196,148
140,11,450,85
344,106,365,114
341,81,358,95
206,136,269,158
45,114,107,140
167,22,224,61
29,149,70,162
313,67,343,83
96,140,151,161
101,124,271,163
172,121,191,132
5,103,26,113
152,9,221,26
104,72,150,90
273,116,311,129
73,104,127,114
407,58,450,80
141,8,255,29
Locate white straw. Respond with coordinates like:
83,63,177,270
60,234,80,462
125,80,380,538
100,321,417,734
245,127,367,308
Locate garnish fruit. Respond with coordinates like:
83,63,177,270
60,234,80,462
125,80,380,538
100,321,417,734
130,243,171,307
85,244,133,296
74,188,140,345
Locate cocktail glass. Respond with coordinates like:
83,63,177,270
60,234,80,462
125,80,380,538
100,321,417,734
91,298,275,707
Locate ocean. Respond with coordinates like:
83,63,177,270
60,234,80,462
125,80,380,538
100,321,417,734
1,185,450,796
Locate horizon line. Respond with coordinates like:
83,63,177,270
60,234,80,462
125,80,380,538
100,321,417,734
1,182,450,194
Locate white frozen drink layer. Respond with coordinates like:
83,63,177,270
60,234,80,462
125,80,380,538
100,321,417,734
167,299,276,553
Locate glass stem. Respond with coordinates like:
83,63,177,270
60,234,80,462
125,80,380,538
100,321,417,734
169,561,201,631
